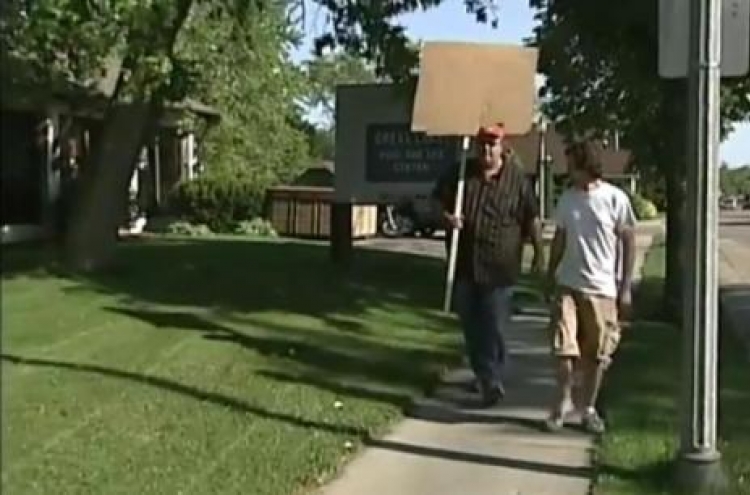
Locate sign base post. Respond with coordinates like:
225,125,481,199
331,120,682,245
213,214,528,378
330,202,353,266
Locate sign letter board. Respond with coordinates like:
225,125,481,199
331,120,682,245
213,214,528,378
364,123,459,183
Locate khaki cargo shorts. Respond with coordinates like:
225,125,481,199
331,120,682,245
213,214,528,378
549,287,621,364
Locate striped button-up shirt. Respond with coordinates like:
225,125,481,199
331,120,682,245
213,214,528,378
433,154,539,287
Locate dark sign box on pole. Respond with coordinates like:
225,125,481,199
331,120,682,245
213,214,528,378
364,124,460,183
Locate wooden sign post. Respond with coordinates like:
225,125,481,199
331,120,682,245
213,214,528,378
442,136,471,312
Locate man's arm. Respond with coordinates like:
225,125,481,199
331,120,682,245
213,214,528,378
615,192,638,319
547,227,566,283
519,175,545,271
617,194,638,293
546,191,569,287
528,218,544,259
431,163,461,227
619,226,636,293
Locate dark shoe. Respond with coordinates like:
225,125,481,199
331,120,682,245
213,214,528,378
480,382,505,407
465,379,480,393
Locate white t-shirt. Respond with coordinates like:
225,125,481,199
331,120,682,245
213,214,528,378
554,182,637,298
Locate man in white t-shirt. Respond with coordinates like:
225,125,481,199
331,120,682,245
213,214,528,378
544,140,637,434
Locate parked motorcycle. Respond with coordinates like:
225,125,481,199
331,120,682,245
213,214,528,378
379,198,442,238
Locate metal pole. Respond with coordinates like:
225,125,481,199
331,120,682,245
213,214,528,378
676,0,726,491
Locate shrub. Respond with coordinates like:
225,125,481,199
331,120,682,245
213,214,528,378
631,192,659,220
233,218,277,237
165,221,213,237
168,176,268,233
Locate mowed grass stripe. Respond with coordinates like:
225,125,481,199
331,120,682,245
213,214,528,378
2,304,200,379
2,237,462,495
2,335,236,490
1,272,117,315
0,273,71,305
3,320,121,359
2,324,197,466
1,287,120,351
4,335,394,495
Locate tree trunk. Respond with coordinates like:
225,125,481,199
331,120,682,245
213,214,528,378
63,103,158,272
62,0,195,272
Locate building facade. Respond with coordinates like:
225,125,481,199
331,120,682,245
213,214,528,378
1,97,218,244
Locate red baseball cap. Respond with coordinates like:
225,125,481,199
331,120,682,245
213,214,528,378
476,123,505,141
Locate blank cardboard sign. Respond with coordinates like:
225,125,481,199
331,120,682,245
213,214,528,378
412,42,539,136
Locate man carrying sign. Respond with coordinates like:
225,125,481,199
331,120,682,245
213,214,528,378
432,123,545,406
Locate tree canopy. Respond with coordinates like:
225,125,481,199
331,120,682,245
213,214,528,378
721,164,750,197
528,0,750,314
14,0,748,274
177,2,311,182
307,0,500,80
530,0,750,155
302,51,377,128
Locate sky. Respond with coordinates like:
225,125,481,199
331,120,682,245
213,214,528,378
292,0,749,168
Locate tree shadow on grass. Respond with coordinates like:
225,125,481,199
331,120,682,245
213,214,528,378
105,305,460,392
3,236,537,324
0,352,369,439
4,237,469,434
2,351,598,480
256,369,413,408
54,237,451,322
1,242,58,279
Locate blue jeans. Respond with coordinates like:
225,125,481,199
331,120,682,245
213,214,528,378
453,280,513,388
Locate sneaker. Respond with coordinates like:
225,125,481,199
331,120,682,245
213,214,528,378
480,382,505,407
544,400,574,432
465,379,480,394
581,408,606,435
544,414,565,433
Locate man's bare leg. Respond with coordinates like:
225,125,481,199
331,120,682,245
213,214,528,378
581,359,607,408
571,359,585,410
545,356,576,431
579,358,608,434
557,357,576,405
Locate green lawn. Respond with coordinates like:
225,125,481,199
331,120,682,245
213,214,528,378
594,243,750,494
1,236,464,495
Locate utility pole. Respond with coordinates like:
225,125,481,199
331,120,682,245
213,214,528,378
676,0,727,491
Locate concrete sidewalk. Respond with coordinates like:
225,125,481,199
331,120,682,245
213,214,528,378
319,230,658,495
318,314,593,495
719,239,750,357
